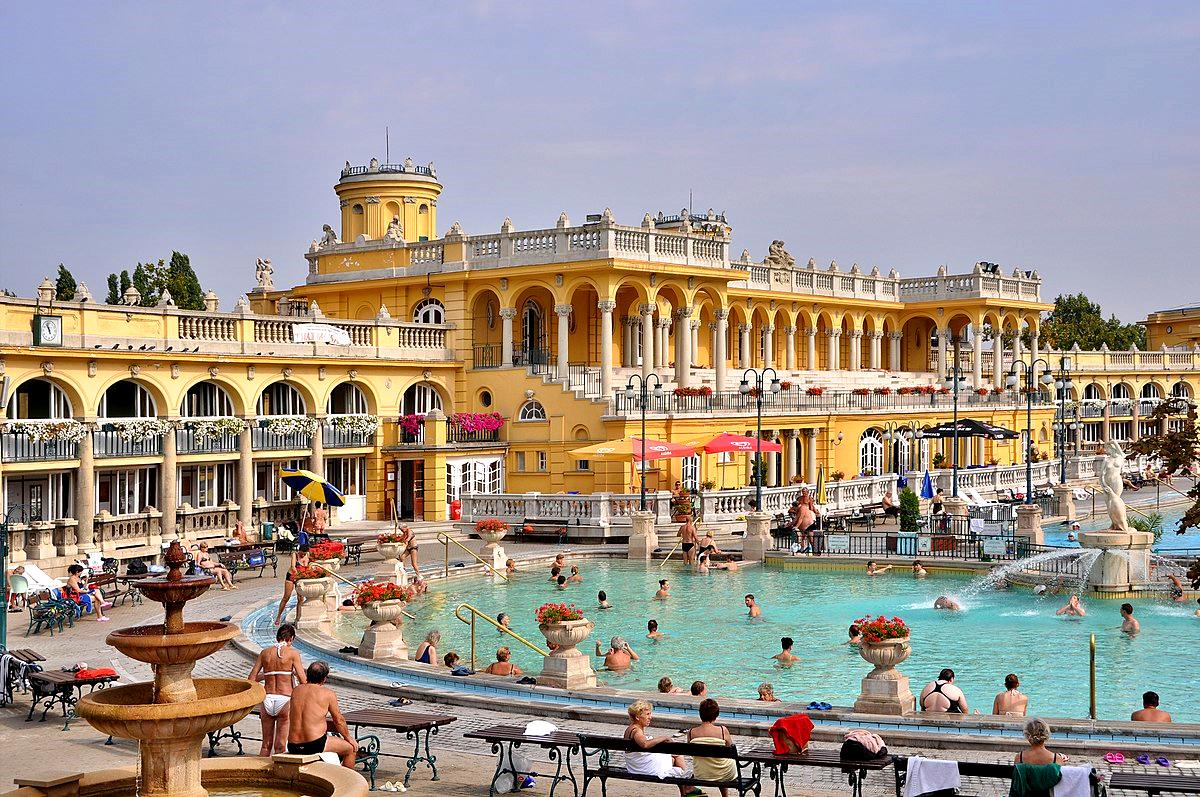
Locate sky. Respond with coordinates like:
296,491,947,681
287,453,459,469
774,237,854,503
1,2,1197,321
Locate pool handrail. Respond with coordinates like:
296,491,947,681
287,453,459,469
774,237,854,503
314,561,417,620
454,601,549,670
659,541,681,568
437,531,509,581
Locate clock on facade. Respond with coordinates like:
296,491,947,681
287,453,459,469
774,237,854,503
32,314,63,347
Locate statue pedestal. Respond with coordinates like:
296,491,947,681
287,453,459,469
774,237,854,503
852,639,915,716
1079,530,1154,592
628,512,658,560
491,546,508,578
742,513,772,562
1015,503,1045,546
1053,484,1077,522
943,496,969,518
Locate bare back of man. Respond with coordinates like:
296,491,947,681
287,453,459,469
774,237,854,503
286,662,356,767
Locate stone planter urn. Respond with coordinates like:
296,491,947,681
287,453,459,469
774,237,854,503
378,541,406,561
377,541,407,584
312,556,341,574
538,618,596,689
852,637,915,716
295,577,333,634
359,599,409,660
477,525,508,556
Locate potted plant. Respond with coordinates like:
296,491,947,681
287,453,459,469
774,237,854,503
353,580,416,626
700,479,717,491
670,489,693,522
932,453,947,469
399,413,424,441
376,531,407,562
535,602,592,657
854,615,912,674
830,470,845,481
874,387,892,395
780,381,793,391
292,564,331,602
475,518,510,551
852,388,870,396
309,540,345,572
805,387,824,396
899,487,920,534
975,388,989,396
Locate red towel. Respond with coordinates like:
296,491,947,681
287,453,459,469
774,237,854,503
769,714,814,755
75,668,117,680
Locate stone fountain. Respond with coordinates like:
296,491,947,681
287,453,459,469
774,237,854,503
1077,440,1153,594
73,541,264,797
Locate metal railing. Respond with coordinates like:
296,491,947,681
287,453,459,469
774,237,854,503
436,531,508,580
473,343,502,369
613,388,1053,416
454,602,548,670
0,433,78,462
93,429,164,458
176,428,239,455
322,425,374,449
446,420,501,444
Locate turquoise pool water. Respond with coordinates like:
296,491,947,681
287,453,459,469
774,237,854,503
329,560,1200,723
1043,502,1199,551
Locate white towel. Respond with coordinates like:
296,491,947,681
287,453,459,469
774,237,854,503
905,757,961,797
1052,766,1092,797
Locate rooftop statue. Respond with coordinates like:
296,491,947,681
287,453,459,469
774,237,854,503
319,224,340,247
764,240,795,269
254,257,273,290
384,215,404,242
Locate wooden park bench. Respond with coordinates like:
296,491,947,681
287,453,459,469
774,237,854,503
578,732,760,797
88,571,141,607
0,648,45,706
1108,772,1200,796
218,547,278,579
519,517,569,544
465,724,583,797
893,756,1104,797
741,745,891,797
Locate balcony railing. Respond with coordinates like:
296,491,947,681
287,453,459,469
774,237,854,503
473,343,503,369
251,425,314,452
447,420,501,444
1,433,78,462
93,429,164,458
176,427,240,455
611,388,1053,416
322,424,375,449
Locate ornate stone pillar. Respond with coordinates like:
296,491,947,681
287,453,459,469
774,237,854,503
889,332,902,371
785,327,797,371
738,324,751,368
161,419,178,539
762,326,775,369
555,303,572,376
675,307,693,388
238,420,253,527
500,307,517,367
1102,401,1111,443
690,319,700,366
784,430,798,483
870,332,883,370
640,304,655,379
972,329,984,386
826,330,840,371
598,299,616,399
806,328,817,370
1131,398,1140,442
621,317,633,367
309,414,325,475
805,429,818,483
76,421,96,551
656,317,670,370
936,328,948,377
1030,333,1041,385
993,340,1006,388
849,330,863,370
714,309,728,394
766,436,779,487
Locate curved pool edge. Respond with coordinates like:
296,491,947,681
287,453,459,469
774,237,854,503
232,554,1200,756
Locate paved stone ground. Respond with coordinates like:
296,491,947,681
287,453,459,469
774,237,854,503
1,542,1192,796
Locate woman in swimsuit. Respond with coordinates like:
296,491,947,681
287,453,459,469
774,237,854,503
414,630,440,664
623,700,694,796
196,543,236,590
397,525,420,575
482,646,523,677
248,624,306,756
1015,717,1068,765
274,545,311,626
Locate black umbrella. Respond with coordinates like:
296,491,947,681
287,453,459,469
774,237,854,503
921,418,1018,440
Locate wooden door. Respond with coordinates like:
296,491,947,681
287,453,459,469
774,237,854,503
412,461,425,520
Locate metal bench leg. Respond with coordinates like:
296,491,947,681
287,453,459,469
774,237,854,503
403,725,439,785
485,741,510,797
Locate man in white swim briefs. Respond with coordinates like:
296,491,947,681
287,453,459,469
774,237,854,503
249,623,306,755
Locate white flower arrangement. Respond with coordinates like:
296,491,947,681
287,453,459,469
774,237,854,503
188,417,247,440
263,415,319,437
329,414,380,436
4,419,88,443
108,417,173,442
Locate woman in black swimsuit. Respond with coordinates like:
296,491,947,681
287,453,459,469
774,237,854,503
919,668,968,714
273,545,311,626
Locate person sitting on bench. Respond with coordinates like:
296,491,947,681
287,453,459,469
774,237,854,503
687,699,736,797
623,700,698,796
195,543,236,590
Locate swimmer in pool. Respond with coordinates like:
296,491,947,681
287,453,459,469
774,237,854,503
846,624,863,646
912,561,927,579
1167,574,1186,603
745,594,762,619
647,619,665,640
934,595,962,611
1056,594,1086,617
866,560,893,576
772,637,798,666
1120,603,1140,635
655,579,671,600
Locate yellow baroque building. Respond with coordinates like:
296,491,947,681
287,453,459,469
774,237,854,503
2,157,1197,573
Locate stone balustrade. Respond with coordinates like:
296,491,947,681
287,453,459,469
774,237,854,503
177,502,240,540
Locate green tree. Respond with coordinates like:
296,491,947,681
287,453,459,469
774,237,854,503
119,269,131,299
54,264,77,300
132,261,161,306
105,273,120,304
164,251,204,310
1041,293,1146,351
899,487,921,533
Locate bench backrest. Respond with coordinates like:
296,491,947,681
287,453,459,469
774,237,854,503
578,733,740,760
893,756,1100,797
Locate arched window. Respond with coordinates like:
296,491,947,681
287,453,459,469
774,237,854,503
6,379,73,419
518,400,547,421
327,382,368,415
1083,383,1104,401
1172,381,1192,399
257,383,306,416
181,383,234,417
859,429,883,476
1111,383,1132,400
401,383,443,415
413,298,445,325
99,381,157,418
1140,383,1162,399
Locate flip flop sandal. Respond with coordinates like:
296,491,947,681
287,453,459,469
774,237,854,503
1157,758,1171,767
818,702,833,710
1104,752,1125,764
806,702,821,711
1136,755,1152,765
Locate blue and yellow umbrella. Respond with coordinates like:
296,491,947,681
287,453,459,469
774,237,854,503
279,468,346,507
814,466,827,505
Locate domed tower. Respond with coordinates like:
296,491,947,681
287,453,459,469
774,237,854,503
335,157,443,243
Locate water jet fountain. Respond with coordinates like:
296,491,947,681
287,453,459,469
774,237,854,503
2,541,367,797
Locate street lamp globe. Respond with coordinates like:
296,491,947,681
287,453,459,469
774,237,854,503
1006,372,1018,388
651,383,664,399
738,379,750,395
770,378,782,393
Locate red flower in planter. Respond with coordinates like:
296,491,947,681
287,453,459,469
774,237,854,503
854,615,910,644
535,602,584,624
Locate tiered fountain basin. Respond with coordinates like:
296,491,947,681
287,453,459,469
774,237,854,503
77,678,263,739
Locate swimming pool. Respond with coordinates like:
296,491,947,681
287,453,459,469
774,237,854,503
1043,502,1199,551
327,560,1200,723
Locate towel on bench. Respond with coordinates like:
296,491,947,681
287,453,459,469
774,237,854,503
769,714,814,755
75,668,118,680
1051,766,1091,797
905,757,960,797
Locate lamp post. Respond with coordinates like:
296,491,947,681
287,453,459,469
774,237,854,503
943,361,969,498
624,373,664,510
739,368,781,510
1051,357,1075,484
1006,357,1054,503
